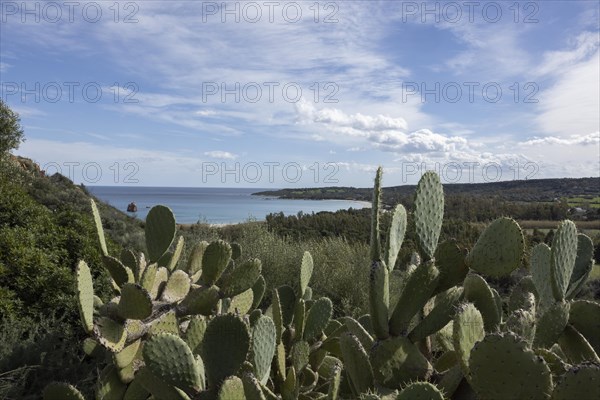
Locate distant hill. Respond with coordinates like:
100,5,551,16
254,177,600,204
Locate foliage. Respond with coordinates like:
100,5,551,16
0,100,25,155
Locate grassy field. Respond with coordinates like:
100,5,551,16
566,196,600,208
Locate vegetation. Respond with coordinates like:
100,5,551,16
0,99,25,155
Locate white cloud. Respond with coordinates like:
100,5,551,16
520,132,600,146
204,151,238,160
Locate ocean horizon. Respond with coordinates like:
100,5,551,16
87,186,370,224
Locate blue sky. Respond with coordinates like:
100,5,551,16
1,0,599,187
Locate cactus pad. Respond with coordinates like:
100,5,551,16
304,297,333,340
143,332,204,392
186,241,208,276
506,309,536,345
252,315,276,384
463,273,501,331
291,340,310,372
251,275,266,310
90,198,108,256
151,267,169,300
103,255,134,287
161,270,191,303
178,285,220,316
408,286,463,343
469,332,552,400
569,300,600,355
370,167,383,261
200,240,232,285
551,220,578,300
397,382,444,400
386,204,407,271
202,314,251,386
434,240,468,293
414,171,444,260
453,303,485,376
558,325,600,364
340,333,374,394
218,376,246,399
117,283,152,320
94,317,127,352
551,362,600,400
136,367,191,400
369,261,389,340
114,339,141,369
149,310,180,336
145,205,176,262
184,315,207,354
466,217,524,277
230,288,254,315
566,234,595,298
533,300,570,349
300,251,314,296
531,243,553,313
389,261,439,336
221,258,262,298
167,236,185,272
76,260,94,334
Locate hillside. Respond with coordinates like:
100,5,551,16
254,177,600,203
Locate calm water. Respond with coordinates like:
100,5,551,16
87,186,370,224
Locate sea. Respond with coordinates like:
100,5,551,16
87,186,370,224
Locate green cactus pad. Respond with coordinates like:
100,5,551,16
184,315,207,354
506,309,536,345
328,364,342,400
389,261,440,336
434,350,457,372
166,236,185,272
103,255,134,287
229,288,252,315
437,364,463,398
43,382,85,400
149,310,180,336
117,361,135,384
76,260,94,334
340,333,374,394
252,315,276,384
218,376,246,399
551,362,600,400
161,270,191,303
397,382,444,400
117,283,152,320
292,340,310,372
566,234,595,298
83,338,104,358
551,220,578,301
94,317,127,352
434,240,468,293
186,241,208,276
96,365,127,400
304,297,333,340
143,332,204,392
318,355,342,378
136,367,191,400
140,262,158,293
414,171,444,260
435,321,455,353
275,341,286,379
466,217,524,277
241,372,266,400
463,273,501,331
385,204,407,272
123,378,150,400
469,332,553,400
370,335,432,389
221,258,262,298
300,251,314,296
90,198,108,257
453,303,485,377
178,285,220,316
408,286,463,343
558,325,600,364
277,285,296,326
251,275,266,310
202,314,251,386
534,300,570,349
370,167,383,261
120,248,137,273
569,300,600,355
534,348,569,376
114,339,141,369
199,240,232,285
508,276,537,314
145,205,176,262
343,316,374,352
531,243,553,313
150,267,169,300
294,299,306,339
369,260,389,340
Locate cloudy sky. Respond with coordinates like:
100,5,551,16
1,0,599,187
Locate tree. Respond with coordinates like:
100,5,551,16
0,99,25,155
